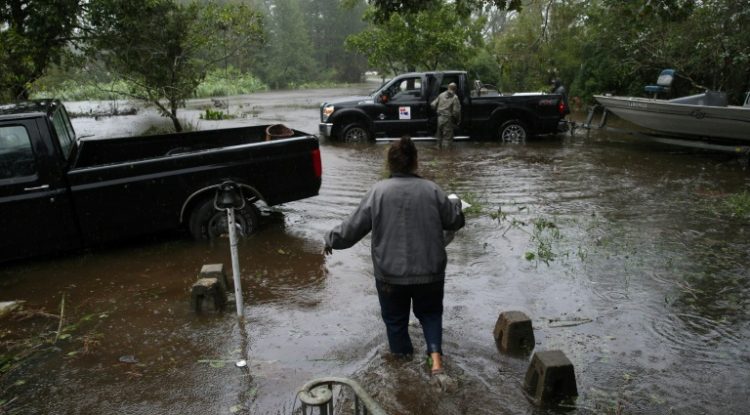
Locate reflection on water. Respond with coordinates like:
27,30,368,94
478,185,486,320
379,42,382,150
2,127,750,414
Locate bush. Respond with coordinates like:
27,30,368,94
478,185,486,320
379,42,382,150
30,79,133,101
30,67,268,101
194,67,267,97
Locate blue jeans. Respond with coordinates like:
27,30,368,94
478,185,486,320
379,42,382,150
375,279,444,356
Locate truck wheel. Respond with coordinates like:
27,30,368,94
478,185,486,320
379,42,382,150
499,120,528,142
340,123,371,142
188,198,259,240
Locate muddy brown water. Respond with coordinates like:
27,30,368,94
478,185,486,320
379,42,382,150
2,89,750,414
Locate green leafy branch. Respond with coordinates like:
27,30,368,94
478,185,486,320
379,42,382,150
492,206,563,266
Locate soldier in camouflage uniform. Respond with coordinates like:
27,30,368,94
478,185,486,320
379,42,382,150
430,82,461,149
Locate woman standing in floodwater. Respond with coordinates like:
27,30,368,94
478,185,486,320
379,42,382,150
323,135,465,377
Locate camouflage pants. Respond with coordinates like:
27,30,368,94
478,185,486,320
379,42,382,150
436,116,454,149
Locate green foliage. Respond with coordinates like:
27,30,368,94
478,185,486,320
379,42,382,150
140,118,198,136
493,206,564,266
723,191,750,219
195,67,267,98
528,217,561,265
252,0,317,89
572,0,750,103
0,0,82,101
346,2,486,76
351,0,522,23
31,66,267,101
200,108,235,120
456,191,484,216
86,0,264,131
7,0,748,108
303,0,369,83
30,79,133,101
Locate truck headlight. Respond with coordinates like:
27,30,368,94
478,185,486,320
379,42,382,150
322,105,334,121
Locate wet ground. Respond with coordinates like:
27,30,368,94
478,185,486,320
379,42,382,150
2,86,750,414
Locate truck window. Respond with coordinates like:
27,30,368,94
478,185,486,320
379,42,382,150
390,77,422,102
439,75,460,93
0,125,36,180
52,107,75,160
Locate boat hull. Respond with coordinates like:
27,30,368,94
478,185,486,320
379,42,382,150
594,95,750,141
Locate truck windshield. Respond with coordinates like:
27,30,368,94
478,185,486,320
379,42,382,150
52,107,76,160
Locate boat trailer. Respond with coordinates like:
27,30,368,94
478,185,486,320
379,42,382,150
577,105,750,157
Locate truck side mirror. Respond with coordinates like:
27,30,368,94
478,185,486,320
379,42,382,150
379,94,389,104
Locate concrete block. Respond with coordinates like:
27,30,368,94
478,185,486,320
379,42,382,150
493,311,535,355
199,263,229,291
191,278,226,313
524,350,577,404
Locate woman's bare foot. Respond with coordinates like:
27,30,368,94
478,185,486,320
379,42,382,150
430,352,442,374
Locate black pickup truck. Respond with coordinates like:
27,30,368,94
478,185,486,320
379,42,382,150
319,70,568,142
0,100,322,262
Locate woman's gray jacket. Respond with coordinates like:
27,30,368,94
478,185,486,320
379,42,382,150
325,173,465,285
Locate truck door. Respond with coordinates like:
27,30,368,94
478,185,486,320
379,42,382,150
0,119,80,261
375,75,430,137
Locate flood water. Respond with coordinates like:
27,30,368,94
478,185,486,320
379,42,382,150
2,87,750,414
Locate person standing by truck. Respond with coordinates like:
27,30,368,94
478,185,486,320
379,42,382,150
323,136,465,380
550,78,570,116
430,82,461,148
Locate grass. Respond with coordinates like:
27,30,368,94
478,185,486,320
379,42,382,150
139,119,198,136
724,190,750,219
1,296,111,414
194,67,268,97
30,67,268,101
31,79,134,101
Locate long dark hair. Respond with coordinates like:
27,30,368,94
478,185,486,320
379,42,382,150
387,135,418,174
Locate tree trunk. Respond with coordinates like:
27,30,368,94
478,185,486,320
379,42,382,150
11,85,30,101
170,114,183,132
170,99,182,132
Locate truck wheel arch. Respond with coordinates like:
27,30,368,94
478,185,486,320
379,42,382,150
330,109,373,141
188,197,260,240
491,108,533,140
179,183,264,225
498,119,529,142
340,123,373,142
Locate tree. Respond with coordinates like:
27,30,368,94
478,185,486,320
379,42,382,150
345,0,522,22
572,0,749,103
346,2,485,76
86,0,264,131
0,0,81,101
303,0,368,83
253,0,317,89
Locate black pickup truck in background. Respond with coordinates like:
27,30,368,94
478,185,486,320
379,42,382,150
0,100,322,263
319,70,568,142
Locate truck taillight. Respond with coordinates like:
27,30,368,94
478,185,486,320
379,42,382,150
312,149,322,178
558,100,567,114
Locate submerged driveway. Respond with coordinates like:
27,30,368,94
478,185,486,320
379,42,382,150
2,86,750,414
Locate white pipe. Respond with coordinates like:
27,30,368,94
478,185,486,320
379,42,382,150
227,208,244,317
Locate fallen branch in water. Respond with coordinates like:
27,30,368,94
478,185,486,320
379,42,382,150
12,309,60,321
53,294,66,344
548,317,592,328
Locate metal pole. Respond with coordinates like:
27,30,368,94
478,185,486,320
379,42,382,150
227,208,244,317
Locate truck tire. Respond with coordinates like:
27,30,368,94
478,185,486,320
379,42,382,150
340,123,371,142
188,197,259,240
499,120,528,142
